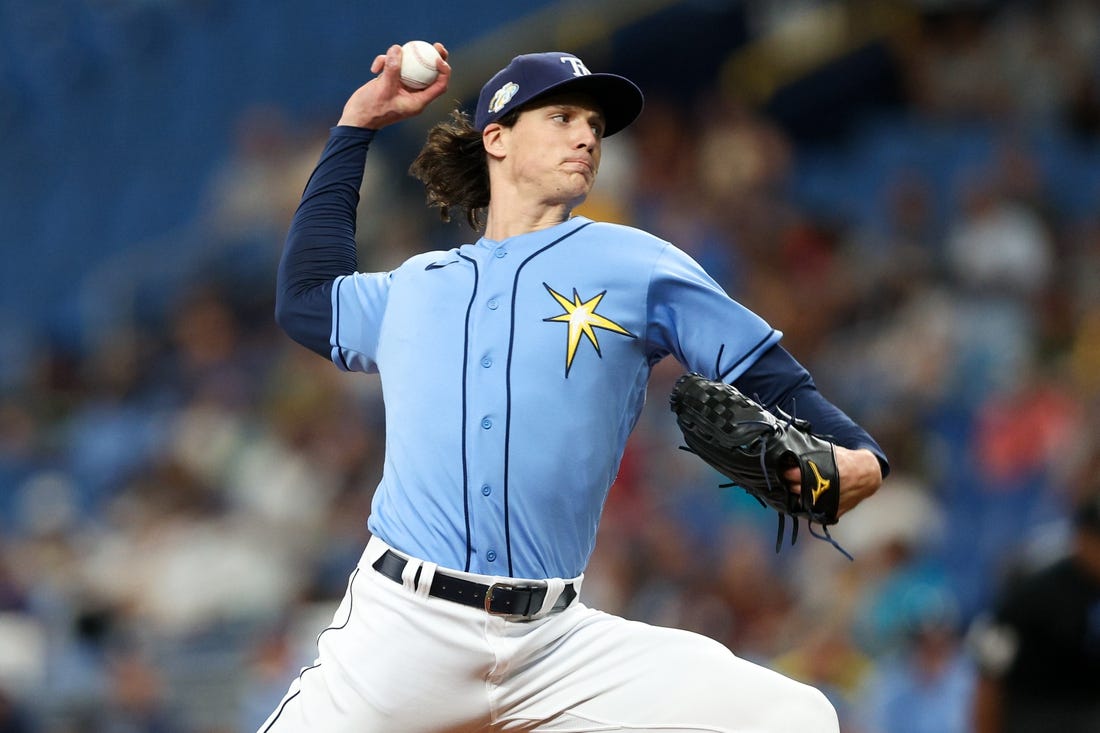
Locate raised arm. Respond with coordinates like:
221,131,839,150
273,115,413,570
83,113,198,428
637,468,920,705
274,43,450,357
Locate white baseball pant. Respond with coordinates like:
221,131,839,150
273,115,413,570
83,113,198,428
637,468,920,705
258,536,838,732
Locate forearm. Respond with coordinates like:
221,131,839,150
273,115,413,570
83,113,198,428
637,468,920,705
734,344,889,476
275,127,375,356
734,344,887,516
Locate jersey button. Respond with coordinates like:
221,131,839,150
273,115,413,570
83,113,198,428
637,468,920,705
481,356,492,368
486,550,497,562
494,248,507,258
481,417,492,429
487,298,499,310
481,484,492,496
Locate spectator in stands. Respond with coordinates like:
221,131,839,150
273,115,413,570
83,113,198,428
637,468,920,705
968,487,1100,733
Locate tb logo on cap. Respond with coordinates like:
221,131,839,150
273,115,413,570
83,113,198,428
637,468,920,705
560,56,591,77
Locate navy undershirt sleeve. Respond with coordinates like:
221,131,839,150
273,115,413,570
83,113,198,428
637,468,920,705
274,126,377,357
734,344,890,477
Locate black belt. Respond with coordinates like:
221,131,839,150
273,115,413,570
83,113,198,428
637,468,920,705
372,549,577,617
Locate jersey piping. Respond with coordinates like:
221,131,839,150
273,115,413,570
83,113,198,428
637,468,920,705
332,277,352,371
457,253,481,572
717,332,778,382
502,221,594,576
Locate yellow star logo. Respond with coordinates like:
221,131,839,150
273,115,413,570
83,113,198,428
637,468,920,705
543,283,636,376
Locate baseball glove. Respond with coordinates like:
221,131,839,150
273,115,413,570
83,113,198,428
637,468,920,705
669,373,851,559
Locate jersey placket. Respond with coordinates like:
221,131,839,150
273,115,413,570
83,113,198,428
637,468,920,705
463,242,513,575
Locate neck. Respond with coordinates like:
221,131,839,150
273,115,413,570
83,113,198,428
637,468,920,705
483,201,573,242
481,174,582,241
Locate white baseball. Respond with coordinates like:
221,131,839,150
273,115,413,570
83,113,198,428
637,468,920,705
400,41,441,90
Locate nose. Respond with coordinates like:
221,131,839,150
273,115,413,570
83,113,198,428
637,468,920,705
574,121,598,151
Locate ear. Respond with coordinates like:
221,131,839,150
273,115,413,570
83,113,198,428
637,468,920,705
482,123,508,160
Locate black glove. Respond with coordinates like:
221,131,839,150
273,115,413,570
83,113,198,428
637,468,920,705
669,373,849,558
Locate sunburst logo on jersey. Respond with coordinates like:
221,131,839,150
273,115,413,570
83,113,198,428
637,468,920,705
542,283,636,376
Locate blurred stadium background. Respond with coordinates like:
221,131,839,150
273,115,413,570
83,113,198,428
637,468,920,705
2,0,1100,731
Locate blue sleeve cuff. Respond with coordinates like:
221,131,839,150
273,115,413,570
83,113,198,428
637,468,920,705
331,125,378,140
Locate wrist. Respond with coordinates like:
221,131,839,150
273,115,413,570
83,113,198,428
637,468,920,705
330,125,377,139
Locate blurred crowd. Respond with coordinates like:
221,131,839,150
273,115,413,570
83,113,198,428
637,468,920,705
3,3,1100,732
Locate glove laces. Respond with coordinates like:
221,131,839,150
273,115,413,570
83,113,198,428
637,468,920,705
721,399,855,562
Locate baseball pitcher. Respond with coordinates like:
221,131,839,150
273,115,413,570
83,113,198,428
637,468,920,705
261,42,887,732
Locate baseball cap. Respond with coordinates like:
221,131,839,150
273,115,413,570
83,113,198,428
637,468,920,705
475,52,643,137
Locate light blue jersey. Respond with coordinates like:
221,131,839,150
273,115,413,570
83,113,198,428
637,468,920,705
330,216,780,578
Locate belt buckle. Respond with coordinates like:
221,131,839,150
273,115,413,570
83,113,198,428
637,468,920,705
484,582,540,616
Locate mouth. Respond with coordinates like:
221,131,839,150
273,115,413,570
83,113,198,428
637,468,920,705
563,158,594,174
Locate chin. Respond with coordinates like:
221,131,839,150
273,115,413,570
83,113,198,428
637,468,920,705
549,190,588,210
567,179,594,201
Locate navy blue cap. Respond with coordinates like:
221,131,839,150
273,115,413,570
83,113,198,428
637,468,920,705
475,52,643,137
